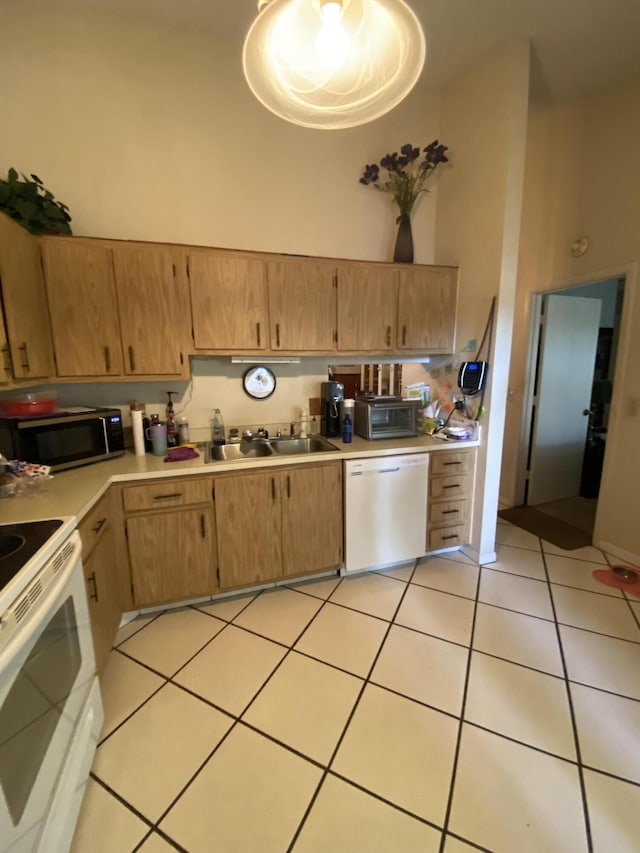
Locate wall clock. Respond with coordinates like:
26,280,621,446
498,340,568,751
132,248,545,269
242,365,277,400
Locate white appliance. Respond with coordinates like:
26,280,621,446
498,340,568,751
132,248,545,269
344,454,429,572
0,523,103,853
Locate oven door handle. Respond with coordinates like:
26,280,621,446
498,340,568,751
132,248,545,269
0,530,85,664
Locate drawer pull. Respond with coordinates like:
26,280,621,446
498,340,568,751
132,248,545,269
443,461,462,466
153,492,183,501
91,517,107,534
442,534,459,541
442,509,460,515
443,484,460,490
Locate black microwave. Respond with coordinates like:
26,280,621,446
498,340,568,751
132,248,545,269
0,407,125,471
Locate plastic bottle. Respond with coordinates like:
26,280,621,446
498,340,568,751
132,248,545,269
212,408,225,445
342,412,353,443
178,417,190,445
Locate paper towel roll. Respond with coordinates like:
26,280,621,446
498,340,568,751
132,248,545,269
132,409,145,456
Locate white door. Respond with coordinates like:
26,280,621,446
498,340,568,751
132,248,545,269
528,294,601,505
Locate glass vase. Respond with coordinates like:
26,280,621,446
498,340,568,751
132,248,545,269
393,213,414,263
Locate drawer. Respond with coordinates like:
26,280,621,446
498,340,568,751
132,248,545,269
78,489,111,559
429,473,470,500
123,478,213,512
429,498,469,527
427,523,470,551
430,450,473,477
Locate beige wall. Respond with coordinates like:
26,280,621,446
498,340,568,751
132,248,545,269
436,37,530,563
501,76,640,563
0,0,439,263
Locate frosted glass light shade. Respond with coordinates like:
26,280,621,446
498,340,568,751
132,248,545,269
242,0,426,130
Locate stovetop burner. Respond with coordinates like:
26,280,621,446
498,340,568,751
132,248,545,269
0,519,64,591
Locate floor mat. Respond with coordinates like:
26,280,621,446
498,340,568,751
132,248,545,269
498,505,592,550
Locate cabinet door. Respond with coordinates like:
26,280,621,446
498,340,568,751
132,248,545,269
282,463,343,577
41,239,124,376
268,260,336,351
397,266,457,352
83,524,122,675
188,251,267,350
113,244,186,375
0,212,55,380
215,472,282,588
337,264,397,351
127,507,217,606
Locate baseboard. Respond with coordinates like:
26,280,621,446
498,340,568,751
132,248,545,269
597,540,640,569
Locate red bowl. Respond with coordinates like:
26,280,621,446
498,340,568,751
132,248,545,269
0,398,58,417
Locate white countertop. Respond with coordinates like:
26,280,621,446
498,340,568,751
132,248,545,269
0,434,479,526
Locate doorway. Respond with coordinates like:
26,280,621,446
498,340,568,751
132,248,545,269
521,277,624,536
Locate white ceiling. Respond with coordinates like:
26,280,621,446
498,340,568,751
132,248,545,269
80,0,640,100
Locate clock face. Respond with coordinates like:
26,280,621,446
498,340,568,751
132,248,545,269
242,365,277,400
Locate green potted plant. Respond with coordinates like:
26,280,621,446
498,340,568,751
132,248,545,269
0,167,72,235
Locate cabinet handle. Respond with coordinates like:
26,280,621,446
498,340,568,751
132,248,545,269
87,571,99,603
402,325,407,346
443,461,462,466
286,475,291,498
104,346,111,372
1,345,13,375
153,492,182,501
256,322,261,346
128,345,136,372
443,484,460,490
19,342,30,372
442,508,460,515
442,534,460,541
386,326,391,346
92,517,107,534
200,514,206,538
271,477,276,500
275,323,281,348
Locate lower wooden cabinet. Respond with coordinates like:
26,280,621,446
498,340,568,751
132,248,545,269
78,489,122,675
122,477,218,607
215,462,343,590
426,449,475,551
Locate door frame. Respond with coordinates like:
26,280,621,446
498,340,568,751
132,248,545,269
515,264,633,530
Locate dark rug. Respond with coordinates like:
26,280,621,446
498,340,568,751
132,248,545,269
498,505,592,550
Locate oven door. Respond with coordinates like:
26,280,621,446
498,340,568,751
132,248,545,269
0,532,96,852
369,403,417,438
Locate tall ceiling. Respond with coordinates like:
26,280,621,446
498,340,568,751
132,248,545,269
81,0,640,101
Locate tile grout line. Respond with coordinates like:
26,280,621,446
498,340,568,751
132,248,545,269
436,557,482,853
284,557,424,852
540,540,594,853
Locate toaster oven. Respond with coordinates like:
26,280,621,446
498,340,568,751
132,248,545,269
354,397,420,440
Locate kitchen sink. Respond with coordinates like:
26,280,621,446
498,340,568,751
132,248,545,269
206,441,275,462
205,435,339,462
270,436,339,455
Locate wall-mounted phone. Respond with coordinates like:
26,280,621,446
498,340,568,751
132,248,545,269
458,361,487,396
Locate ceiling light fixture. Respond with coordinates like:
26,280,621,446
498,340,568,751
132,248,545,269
242,0,426,130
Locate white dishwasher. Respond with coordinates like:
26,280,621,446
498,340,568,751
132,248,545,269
344,454,429,573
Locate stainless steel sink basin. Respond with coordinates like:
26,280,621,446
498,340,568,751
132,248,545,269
270,436,339,455
206,441,275,462
205,435,339,462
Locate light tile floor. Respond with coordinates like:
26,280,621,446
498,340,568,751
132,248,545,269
71,520,640,852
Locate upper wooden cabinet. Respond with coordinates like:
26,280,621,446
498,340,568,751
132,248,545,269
113,244,186,376
267,259,337,351
0,213,55,383
337,263,397,352
188,250,268,350
397,265,457,353
41,237,188,378
41,239,123,376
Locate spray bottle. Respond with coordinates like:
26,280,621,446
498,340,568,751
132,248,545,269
166,391,178,447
